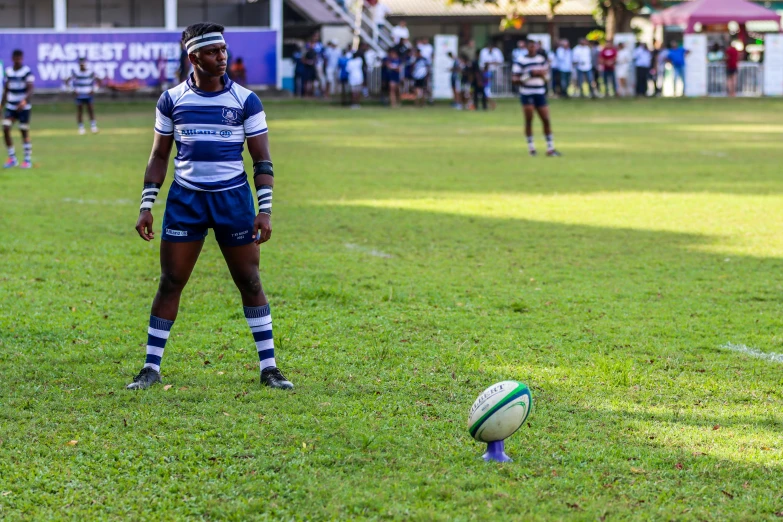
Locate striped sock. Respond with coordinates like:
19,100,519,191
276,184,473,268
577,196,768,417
546,134,555,152
7,147,15,160
23,143,31,162
144,316,174,373
526,136,535,152
244,304,276,371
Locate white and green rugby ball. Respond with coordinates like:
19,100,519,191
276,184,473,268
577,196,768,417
468,381,532,442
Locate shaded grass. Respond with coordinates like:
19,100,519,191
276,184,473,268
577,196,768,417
1,98,783,520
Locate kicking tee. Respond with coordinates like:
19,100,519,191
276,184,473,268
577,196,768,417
154,74,267,192
511,54,548,96
4,65,34,111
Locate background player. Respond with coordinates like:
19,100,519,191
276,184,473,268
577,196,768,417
2,49,34,169
127,22,293,391
65,57,100,135
512,40,560,157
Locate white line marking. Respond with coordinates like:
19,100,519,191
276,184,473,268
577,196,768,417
344,243,393,259
721,343,783,363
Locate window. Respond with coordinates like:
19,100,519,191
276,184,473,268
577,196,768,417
0,0,54,28
67,0,164,27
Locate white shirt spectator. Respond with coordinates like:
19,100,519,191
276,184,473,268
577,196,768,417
418,42,434,62
391,24,409,44
373,2,390,25
633,45,652,68
478,47,504,70
346,56,364,86
512,47,528,63
572,44,592,72
325,44,342,71
554,47,572,72
364,48,380,68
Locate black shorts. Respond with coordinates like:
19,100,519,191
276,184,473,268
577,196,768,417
727,68,738,76
414,78,427,89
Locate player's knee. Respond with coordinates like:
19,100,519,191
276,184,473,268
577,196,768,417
158,272,188,295
237,274,263,296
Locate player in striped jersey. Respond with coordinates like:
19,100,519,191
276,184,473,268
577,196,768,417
2,50,34,169
511,39,560,157
65,57,100,135
127,23,294,391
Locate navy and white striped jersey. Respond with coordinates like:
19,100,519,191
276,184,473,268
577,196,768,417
154,75,268,192
511,54,548,96
4,65,34,110
72,70,96,99
412,57,430,80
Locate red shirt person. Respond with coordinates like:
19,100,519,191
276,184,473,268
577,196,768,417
725,45,740,96
599,41,619,96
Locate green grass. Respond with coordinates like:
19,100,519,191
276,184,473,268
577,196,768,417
2,98,783,520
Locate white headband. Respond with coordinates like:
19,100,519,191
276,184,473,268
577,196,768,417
186,32,226,53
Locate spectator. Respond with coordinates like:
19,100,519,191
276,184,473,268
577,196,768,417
708,43,725,62
311,33,326,97
632,42,652,97
590,39,602,94
725,42,740,97
616,42,632,97
373,1,390,43
460,39,477,63
472,58,487,111
449,52,463,109
346,49,365,108
229,57,247,85
572,38,595,98
461,55,475,110
391,20,409,44
411,47,430,108
338,47,351,105
387,48,401,107
654,40,668,96
667,40,688,96
512,39,528,64
599,39,618,97
292,44,304,97
482,64,496,111
302,42,318,97
554,39,572,97
478,41,504,71
325,39,342,96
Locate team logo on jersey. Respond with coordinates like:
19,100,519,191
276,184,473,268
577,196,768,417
220,130,233,138
222,108,240,124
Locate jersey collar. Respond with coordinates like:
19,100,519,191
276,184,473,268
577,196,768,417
187,73,233,97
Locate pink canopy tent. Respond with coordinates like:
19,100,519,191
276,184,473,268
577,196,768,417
651,0,781,33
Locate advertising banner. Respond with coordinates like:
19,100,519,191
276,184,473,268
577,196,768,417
0,29,277,89
764,34,783,96
684,34,707,97
433,34,458,100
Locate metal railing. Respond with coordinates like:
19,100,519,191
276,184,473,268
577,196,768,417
707,62,762,97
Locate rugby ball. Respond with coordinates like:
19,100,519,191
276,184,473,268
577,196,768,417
468,381,532,442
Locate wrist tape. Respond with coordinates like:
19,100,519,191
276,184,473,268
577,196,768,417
140,182,161,213
257,185,272,215
253,160,274,177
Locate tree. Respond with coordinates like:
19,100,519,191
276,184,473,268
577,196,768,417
450,0,642,40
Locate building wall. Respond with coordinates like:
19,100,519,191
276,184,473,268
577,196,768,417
0,0,55,28
67,0,165,27
178,0,270,27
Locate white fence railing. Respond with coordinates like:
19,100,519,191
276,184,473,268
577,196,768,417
707,62,762,97
365,62,764,98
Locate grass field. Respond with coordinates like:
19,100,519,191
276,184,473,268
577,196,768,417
2,97,783,520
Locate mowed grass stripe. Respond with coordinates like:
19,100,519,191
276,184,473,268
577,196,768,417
0,99,782,520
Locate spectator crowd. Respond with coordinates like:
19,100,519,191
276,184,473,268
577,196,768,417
288,22,746,107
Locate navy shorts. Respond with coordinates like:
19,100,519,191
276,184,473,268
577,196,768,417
3,108,31,124
161,180,257,246
520,94,548,108
388,71,400,83
75,96,93,105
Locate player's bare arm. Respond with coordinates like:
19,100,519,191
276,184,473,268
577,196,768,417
135,132,174,241
18,79,33,110
247,133,273,245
